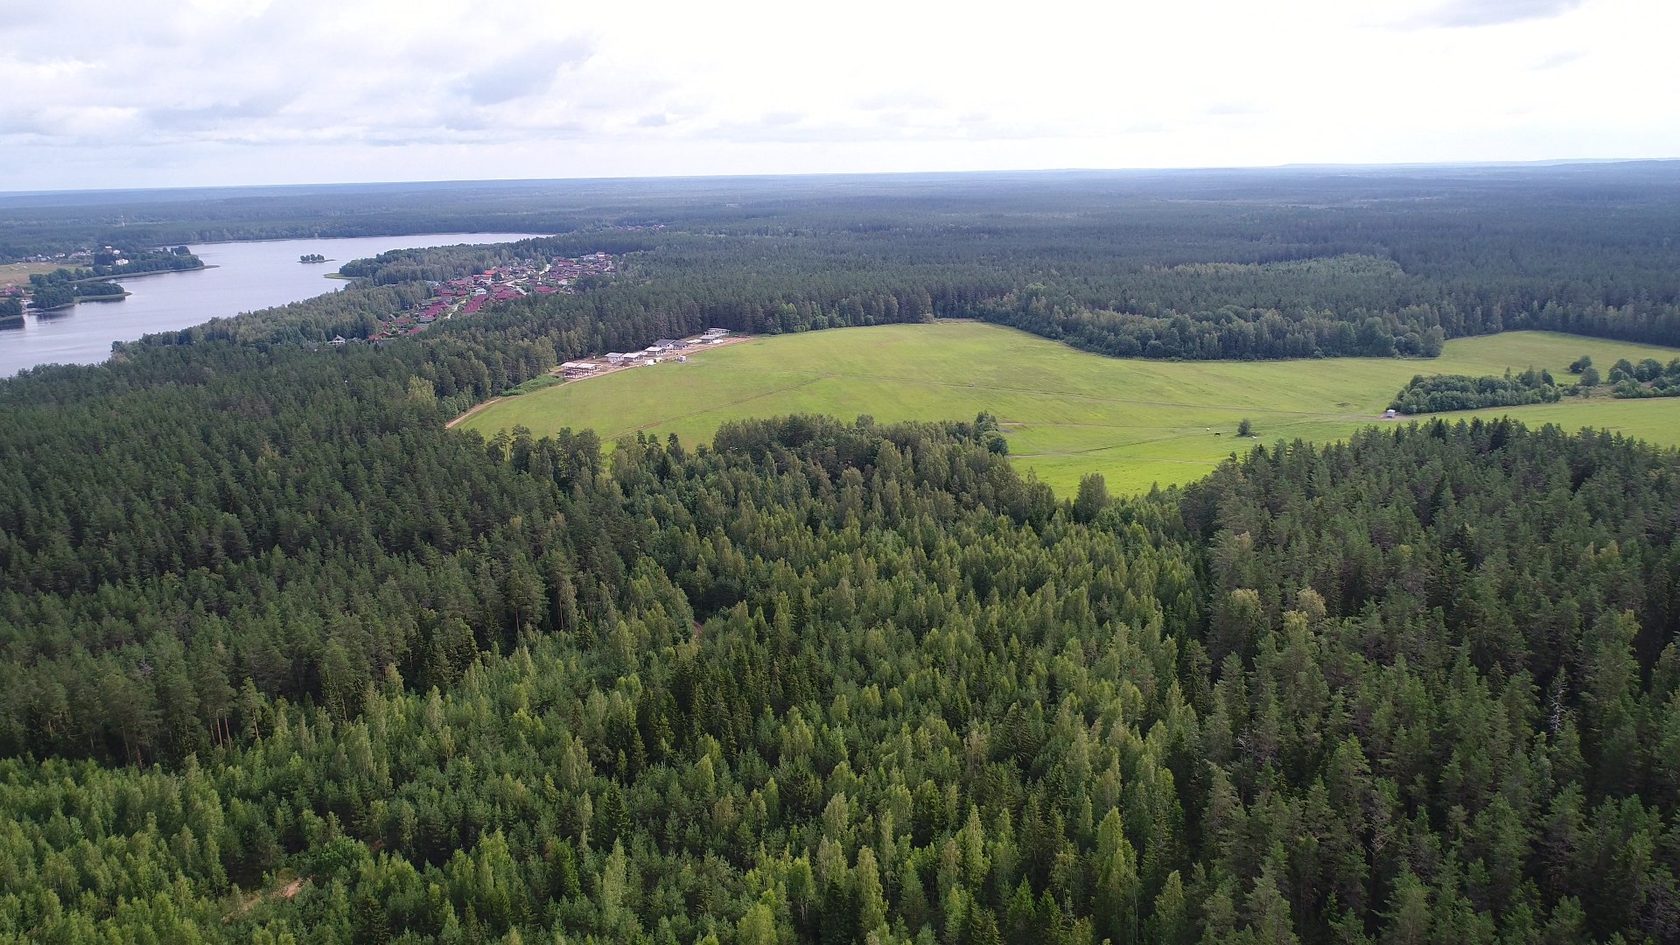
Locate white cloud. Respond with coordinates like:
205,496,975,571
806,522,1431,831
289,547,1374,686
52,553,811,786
0,0,1675,189
1404,0,1586,28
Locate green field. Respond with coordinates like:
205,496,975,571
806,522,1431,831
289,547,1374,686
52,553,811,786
460,323,1680,493
0,261,59,288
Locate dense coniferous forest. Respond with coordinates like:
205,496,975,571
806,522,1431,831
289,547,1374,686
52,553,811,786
2,166,1680,942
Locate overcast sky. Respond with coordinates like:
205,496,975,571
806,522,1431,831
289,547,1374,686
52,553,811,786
2,0,1676,191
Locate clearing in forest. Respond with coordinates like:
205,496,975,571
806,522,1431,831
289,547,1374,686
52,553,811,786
458,322,1680,494
0,261,60,288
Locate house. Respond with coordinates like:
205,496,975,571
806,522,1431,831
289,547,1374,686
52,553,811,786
644,345,665,354
702,327,730,339
652,339,681,351
605,352,630,364
560,361,599,376
328,335,347,347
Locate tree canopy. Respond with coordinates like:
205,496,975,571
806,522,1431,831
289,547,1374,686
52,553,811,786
3,170,1680,942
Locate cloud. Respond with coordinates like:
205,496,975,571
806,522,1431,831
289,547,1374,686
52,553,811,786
856,90,942,112
1,0,1677,190
0,109,51,137
144,91,296,132
460,36,596,106
1406,0,1586,28
1533,48,1585,69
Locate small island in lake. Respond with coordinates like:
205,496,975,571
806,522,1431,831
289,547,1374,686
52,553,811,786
299,253,327,264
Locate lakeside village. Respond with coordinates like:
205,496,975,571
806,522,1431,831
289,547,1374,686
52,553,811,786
3,245,201,320
331,252,619,346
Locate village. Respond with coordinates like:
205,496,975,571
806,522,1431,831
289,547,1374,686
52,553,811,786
339,251,618,345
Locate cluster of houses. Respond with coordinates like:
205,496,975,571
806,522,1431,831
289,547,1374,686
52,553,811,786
361,252,619,343
558,328,731,377
14,249,94,266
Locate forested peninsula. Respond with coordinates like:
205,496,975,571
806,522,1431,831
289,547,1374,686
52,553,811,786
2,167,1680,944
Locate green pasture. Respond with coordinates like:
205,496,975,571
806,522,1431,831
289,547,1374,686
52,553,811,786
459,323,1680,494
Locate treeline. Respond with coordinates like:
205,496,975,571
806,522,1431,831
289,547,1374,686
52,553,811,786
2,414,1679,942
1605,356,1680,399
26,246,202,283
26,284,74,310
970,257,1448,360
1390,368,1561,414
336,243,538,284
73,280,124,299
22,280,123,311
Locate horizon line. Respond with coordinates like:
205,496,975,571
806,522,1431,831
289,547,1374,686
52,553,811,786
5,156,1679,199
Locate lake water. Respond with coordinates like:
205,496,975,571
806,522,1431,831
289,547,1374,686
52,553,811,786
0,232,545,377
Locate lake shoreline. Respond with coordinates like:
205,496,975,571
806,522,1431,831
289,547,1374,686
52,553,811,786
181,232,553,248
108,263,213,282
0,232,546,377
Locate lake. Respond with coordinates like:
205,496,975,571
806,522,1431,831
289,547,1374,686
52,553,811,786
0,233,545,377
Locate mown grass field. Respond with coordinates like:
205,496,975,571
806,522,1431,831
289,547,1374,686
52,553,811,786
0,261,59,288
460,323,1680,494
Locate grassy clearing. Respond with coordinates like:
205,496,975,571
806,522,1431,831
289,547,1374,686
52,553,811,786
460,323,1680,494
0,261,59,287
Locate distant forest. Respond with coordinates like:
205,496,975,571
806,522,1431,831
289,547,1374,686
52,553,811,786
7,164,1680,359
2,166,1680,943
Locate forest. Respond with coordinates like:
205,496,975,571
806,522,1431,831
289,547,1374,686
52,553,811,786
2,165,1680,942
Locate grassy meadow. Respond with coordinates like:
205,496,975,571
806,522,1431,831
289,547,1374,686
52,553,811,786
460,323,1680,493
0,261,59,288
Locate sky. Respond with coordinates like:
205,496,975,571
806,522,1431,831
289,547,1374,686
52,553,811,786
2,0,1677,191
